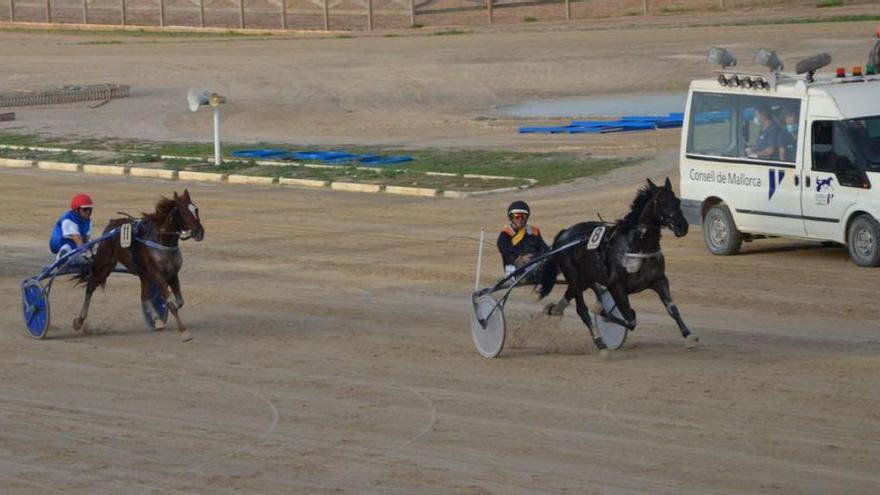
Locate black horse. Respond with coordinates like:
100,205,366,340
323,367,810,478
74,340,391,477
538,178,698,353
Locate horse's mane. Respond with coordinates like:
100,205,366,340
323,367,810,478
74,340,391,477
142,196,177,223
617,184,654,230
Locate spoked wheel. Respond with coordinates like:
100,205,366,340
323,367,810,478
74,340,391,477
21,279,50,339
142,283,169,330
470,294,506,358
593,288,628,350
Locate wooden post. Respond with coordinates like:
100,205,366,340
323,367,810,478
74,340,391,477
642,0,648,15
120,0,127,26
409,0,415,27
323,0,329,30
280,0,287,30
159,0,165,27
565,0,570,21
486,0,492,24
239,0,245,29
199,0,205,27
10,0,15,22
367,0,373,31
719,0,725,8
83,0,88,23
46,0,51,22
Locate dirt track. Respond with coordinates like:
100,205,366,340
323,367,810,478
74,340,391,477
2,159,880,494
3,12,880,495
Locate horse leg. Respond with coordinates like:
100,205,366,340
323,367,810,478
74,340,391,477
604,284,637,330
544,285,575,316
169,275,184,309
652,276,699,349
73,286,93,332
73,257,113,332
572,291,609,357
141,275,191,342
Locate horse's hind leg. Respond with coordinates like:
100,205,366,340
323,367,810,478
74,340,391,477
544,285,576,316
652,276,698,349
573,291,608,356
73,262,112,332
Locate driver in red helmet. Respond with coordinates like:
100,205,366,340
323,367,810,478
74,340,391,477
50,193,94,260
497,200,549,278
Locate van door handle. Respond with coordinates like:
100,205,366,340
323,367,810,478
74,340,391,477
805,176,811,188
795,176,800,186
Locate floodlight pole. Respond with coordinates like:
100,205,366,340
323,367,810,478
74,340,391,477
213,106,221,166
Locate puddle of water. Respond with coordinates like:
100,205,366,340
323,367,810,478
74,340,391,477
495,92,686,118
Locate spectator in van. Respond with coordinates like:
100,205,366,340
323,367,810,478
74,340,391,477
745,106,785,160
781,109,799,162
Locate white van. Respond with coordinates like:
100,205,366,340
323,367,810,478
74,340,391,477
680,46,880,266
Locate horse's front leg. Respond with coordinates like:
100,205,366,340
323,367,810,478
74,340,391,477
73,286,93,332
141,274,191,342
652,276,698,349
168,275,184,309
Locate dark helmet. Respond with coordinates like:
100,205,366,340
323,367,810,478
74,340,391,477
507,200,531,219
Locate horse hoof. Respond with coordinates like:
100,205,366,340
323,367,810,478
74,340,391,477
685,334,700,349
180,330,193,343
153,320,166,331
72,318,88,333
598,349,611,360
543,303,564,317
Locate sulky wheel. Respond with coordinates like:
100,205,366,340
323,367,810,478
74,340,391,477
21,279,50,339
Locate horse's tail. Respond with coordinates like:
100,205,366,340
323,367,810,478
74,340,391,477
538,229,566,299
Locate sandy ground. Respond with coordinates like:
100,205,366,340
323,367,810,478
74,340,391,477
3,12,880,495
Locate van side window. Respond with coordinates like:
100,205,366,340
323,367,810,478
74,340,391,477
812,120,864,188
688,92,735,156
687,92,800,165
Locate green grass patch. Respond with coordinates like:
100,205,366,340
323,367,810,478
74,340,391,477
524,16,538,23
0,132,640,188
817,0,844,7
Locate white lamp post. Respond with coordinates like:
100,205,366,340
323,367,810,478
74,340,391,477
187,88,227,166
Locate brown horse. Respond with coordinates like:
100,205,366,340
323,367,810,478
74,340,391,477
73,189,205,341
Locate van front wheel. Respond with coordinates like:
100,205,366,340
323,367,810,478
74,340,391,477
704,205,742,256
847,215,880,267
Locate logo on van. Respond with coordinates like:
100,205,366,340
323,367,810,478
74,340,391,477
768,169,785,200
816,176,834,205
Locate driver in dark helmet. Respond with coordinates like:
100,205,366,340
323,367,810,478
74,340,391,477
497,200,549,279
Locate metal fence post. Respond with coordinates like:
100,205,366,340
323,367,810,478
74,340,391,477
10,0,15,22
565,0,570,20
46,0,51,22
719,0,725,8
120,0,127,26
280,0,287,30
159,0,165,27
199,0,204,27
323,0,329,30
239,0,245,29
642,0,648,15
367,0,373,31
486,0,492,24
409,0,415,27
83,0,88,23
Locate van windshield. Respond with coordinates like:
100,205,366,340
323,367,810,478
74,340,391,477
846,116,880,171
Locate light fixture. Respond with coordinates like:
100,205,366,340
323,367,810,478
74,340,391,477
187,88,228,166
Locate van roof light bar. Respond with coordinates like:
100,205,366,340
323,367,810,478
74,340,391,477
707,47,737,69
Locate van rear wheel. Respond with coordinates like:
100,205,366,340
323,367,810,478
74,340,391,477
704,204,742,256
847,215,880,267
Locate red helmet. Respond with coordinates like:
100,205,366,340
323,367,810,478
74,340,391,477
70,193,94,210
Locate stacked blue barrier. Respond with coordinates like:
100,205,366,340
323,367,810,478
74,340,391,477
518,113,684,134
231,149,413,166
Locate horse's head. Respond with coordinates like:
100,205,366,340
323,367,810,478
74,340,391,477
648,177,689,238
173,189,205,241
